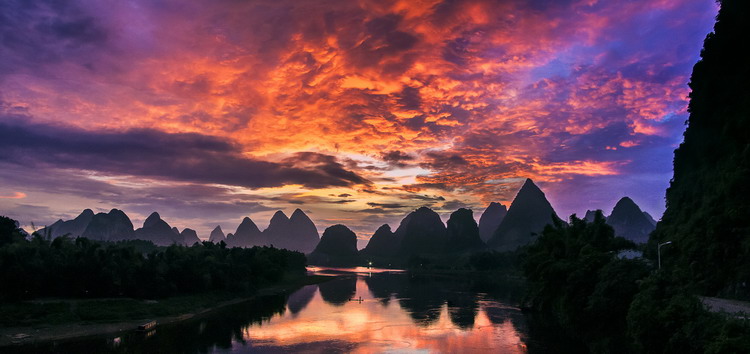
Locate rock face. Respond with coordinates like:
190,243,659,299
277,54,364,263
226,217,264,248
133,212,182,246
488,179,560,251
444,208,486,253
395,207,447,255
41,209,94,238
361,224,398,257
81,209,134,242
224,209,319,252
607,197,655,244
308,224,360,266
286,209,320,253
478,203,507,242
263,211,290,248
180,228,201,246
643,212,658,226
209,226,226,243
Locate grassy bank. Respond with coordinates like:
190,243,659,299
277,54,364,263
0,273,334,346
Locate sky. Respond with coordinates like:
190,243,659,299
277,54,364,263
0,0,718,246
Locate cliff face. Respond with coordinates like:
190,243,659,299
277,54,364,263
478,203,507,242
308,224,360,266
133,212,182,246
226,217,264,248
444,208,485,253
361,224,398,257
396,207,447,255
488,179,560,251
41,209,94,238
263,211,290,248
81,209,134,242
651,0,750,294
607,197,655,244
209,226,225,243
286,209,320,253
180,228,201,246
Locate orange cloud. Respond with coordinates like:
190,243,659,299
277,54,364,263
0,192,26,199
0,0,718,232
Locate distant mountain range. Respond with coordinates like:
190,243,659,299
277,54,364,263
34,179,658,260
39,207,320,252
583,197,657,244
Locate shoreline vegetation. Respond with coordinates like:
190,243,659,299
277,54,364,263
0,273,333,347
0,217,329,347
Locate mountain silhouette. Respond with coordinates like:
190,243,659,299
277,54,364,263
180,228,201,246
226,217,264,248
478,202,507,242
40,209,94,238
133,212,183,246
209,225,226,243
395,207,447,255
444,208,486,253
81,209,134,242
308,224,360,266
318,276,356,306
361,224,398,257
606,197,655,244
488,179,560,251
286,284,317,315
584,209,601,223
650,0,750,295
286,209,320,253
263,211,290,248
643,212,657,226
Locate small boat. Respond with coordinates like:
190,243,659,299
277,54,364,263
137,320,157,331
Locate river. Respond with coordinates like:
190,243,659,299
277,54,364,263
10,267,530,353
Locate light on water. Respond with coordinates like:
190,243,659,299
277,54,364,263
215,267,527,353
10,267,528,353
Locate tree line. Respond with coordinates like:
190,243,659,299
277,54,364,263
521,212,750,353
0,216,306,301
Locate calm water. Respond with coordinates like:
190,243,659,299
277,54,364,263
12,267,530,353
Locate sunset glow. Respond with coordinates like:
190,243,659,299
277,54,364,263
0,0,718,241
237,277,527,353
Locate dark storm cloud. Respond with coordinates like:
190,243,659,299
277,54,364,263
366,202,408,209
400,194,446,202
381,150,416,168
0,119,370,189
347,14,419,73
419,151,470,170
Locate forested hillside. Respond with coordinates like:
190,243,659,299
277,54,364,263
649,0,750,298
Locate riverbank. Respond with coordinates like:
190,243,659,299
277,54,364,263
0,274,334,347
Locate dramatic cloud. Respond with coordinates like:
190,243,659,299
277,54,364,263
0,118,369,189
0,0,718,240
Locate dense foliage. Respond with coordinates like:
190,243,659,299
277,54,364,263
522,212,750,353
0,216,306,301
627,273,750,353
648,0,750,299
523,212,647,352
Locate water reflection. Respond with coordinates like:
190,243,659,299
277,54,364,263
318,277,357,306
233,269,528,353
286,284,316,316
9,268,528,353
